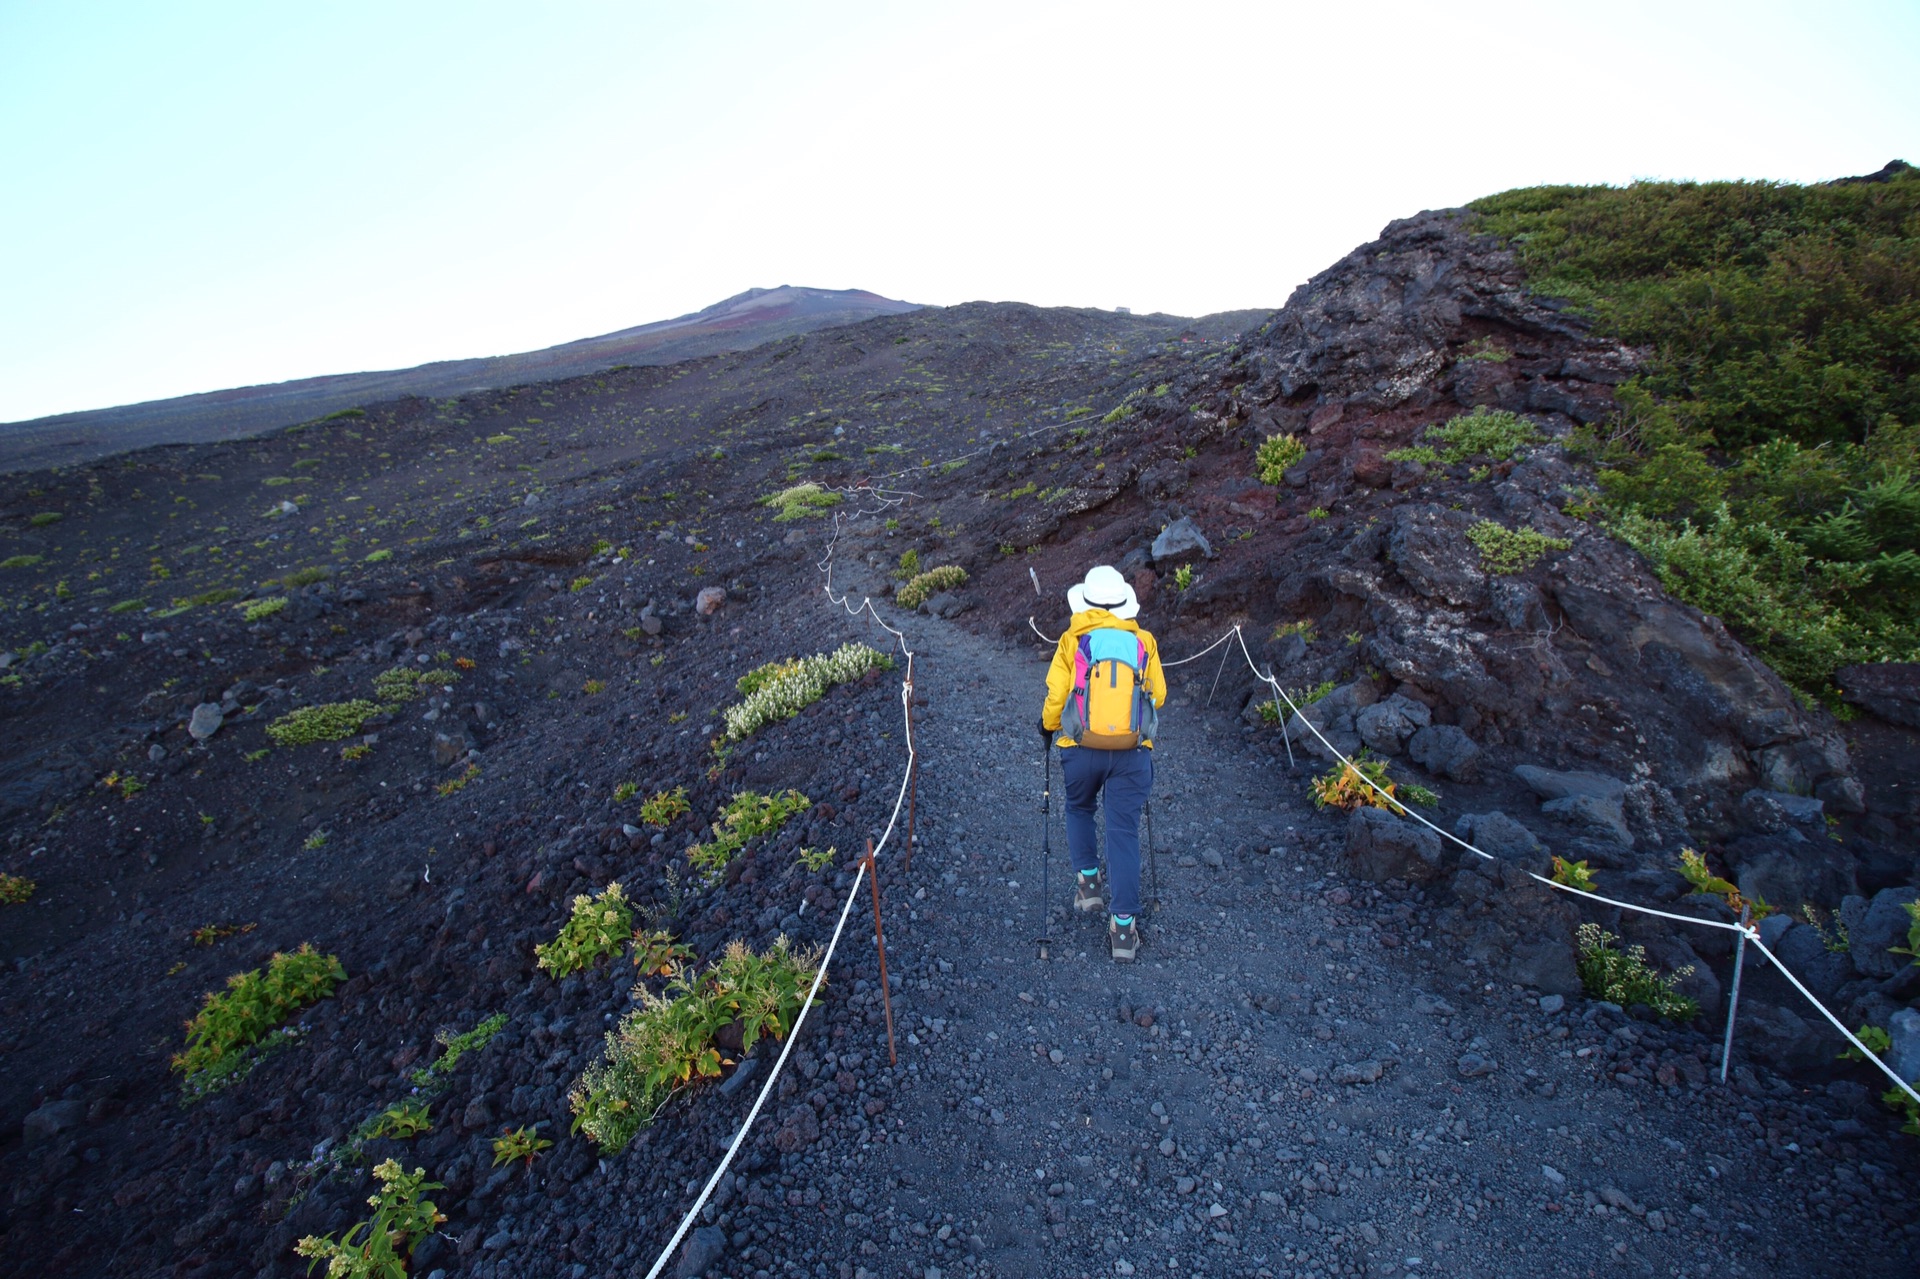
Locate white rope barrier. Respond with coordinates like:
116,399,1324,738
639,507,924,1279
1154,621,1919,1107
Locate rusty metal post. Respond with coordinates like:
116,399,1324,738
864,839,898,1066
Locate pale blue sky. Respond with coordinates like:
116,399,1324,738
2,0,1914,423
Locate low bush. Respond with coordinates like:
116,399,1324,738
359,1100,432,1141
759,482,842,522
1310,754,1403,813
895,565,968,609
1550,856,1598,891
294,1159,445,1278
283,567,330,588
1254,433,1307,484
569,937,820,1152
172,943,345,1099
1676,847,1773,921
536,883,634,978
0,873,35,904
372,666,460,703
722,643,892,741
1465,520,1571,574
267,701,385,746
108,598,146,613
240,596,287,622
408,1013,508,1090
492,1126,552,1168
1575,923,1699,1020
687,790,810,881
638,785,690,827
29,512,61,526
1,555,45,569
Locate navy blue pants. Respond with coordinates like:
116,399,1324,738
1060,745,1153,919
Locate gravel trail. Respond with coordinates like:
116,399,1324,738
711,610,1918,1279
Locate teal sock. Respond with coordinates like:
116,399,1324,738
1079,869,1099,880
1113,914,1134,927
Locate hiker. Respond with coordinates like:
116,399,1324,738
1038,565,1166,961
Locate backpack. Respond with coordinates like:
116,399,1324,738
1063,628,1157,749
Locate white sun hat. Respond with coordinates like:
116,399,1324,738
1066,564,1139,620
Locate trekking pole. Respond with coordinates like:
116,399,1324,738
1144,798,1160,917
1036,738,1053,961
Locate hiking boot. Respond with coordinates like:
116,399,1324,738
1109,916,1140,962
1072,871,1105,914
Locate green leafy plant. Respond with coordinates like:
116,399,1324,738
796,845,836,872
1676,847,1773,921
1401,782,1440,807
492,1125,553,1168
687,790,811,881
895,565,968,609
569,937,820,1152
240,596,288,622
363,549,392,563
267,701,384,746
1005,482,1039,500
283,567,331,588
1550,856,1598,891
2,554,46,569
303,830,329,851
1893,899,1920,964
1255,433,1307,484
372,666,459,703
1457,336,1511,363
612,781,638,803
895,549,921,578
638,785,690,827
1306,507,1329,520
0,873,35,904
1575,923,1699,1020
536,882,635,978
1838,1023,1892,1063
722,643,891,741
1172,563,1194,592
1100,404,1134,425
1271,619,1316,643
582,678,606,694
570,575,592,592
1803,902,1851,952
29,512,61,526
759,482,842,522
108,598,147,613
172,943,345,1099
632,928,695,978
1310,754,1402,813
360,1100,432,1141
340,742,371,762
408,1013,508,1089
1466,520,1572,574
294,1159,445,1279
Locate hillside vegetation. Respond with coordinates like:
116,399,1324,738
1471,166,1920,693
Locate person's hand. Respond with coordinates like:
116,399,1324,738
1037,721,1054,740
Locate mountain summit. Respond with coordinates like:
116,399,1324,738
0,285,922,472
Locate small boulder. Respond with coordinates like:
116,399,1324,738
1514,765,1626,803
1886,1008,1920,1087
1541,793,1633,847
1344,807,1445,883
187,703,225,742
675,1224,728,1278
1836,662,1920,728
1151,517,1212,563
1354,695,1431,756
432,733,469,768
1407,724,1480,780
1738,789,1825,830
1453,811,1545,864
695,586,727,617
1851,887,1920,978
23,1099,85,1148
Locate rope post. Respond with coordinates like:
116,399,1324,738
1719,903,1752,1084
863,838,898,1067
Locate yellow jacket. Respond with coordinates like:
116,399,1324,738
1040,609,1167,748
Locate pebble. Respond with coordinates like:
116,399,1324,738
1456,1052,1496,1077
1539,993,1566,1014
187,703,224,741
1542,1165,1567,1186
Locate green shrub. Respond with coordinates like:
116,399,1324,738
0,555,44,570
492,1126,553,1168
240,596,287,622
1254,433,1307,484
1310,754,1403,812
364,548,392,563
267,700,385,746
283,567,330,588
1101,404,1135,424
569,937,819,1152
722,643,892,741
1575,923,1699,1020
0,873,35,904
294,1159,444,1277
108,598,146,613
895,549,921,578
172,943,344,1099
372,666,459,703
359,1100,432,1141
536,882,634,977
895,565,968,609
320,407,366,421
687,790,810,881
1385,407,1539,465
759,483,842,522
639,785,690,827
29,512,61,527
1470,173,1920,692
408,1013,508,1089
1465,520,1571,574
